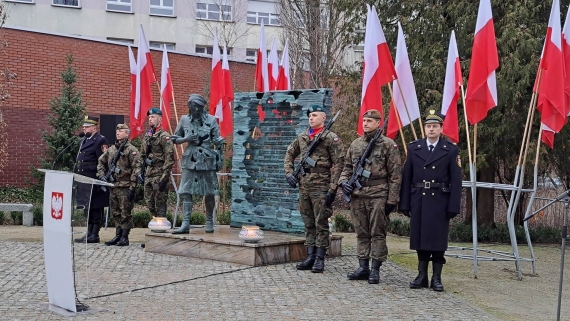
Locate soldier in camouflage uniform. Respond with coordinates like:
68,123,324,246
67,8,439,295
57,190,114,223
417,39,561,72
284,105,344,273
140,108,175,218
171,94,224,234
97,124,143,246
338,109,402,284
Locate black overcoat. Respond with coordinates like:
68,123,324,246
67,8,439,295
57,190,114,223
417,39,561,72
399,138,462,251
75,132,110,209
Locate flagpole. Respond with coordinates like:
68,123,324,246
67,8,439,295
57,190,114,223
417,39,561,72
171,90,185,155
387,83,408,155
394,77,418,140
155,82,181,163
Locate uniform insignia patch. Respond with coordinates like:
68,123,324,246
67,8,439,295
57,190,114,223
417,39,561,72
165,136,170,140
394,144,398,149
334,137,339,142
132,152,137,156
456,155,461,167
102,145,108,152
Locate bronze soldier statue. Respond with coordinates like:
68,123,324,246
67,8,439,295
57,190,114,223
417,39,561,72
171,94,224,234
284,105,344,273
97,124,143,246
399,110,462,292
339,109,402,284
140,107,175,218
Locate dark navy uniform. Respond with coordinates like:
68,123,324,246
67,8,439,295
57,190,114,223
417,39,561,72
399,110,462,291
74,116,109,243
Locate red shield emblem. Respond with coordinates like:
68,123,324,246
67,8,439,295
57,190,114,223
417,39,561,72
51,192,64,220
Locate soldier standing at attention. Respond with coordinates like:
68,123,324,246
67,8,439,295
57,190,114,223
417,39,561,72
140,108,175,218
399,110,462,292
97,124,143,246
338,109,401,284
284,105,344,273
74,115,109,244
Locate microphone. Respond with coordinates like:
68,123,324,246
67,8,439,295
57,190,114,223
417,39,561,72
52,132,85,170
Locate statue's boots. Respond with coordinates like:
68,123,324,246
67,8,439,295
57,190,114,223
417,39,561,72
75,224,93,243
105,227,122,246
368,259,382,284
172,201,193,234
410,261,429,289
311,247,327,273
205,196,215,233
87,224,100,243
116,228,130,246
347,259,370,280
296,246,316,270
431,263,445,292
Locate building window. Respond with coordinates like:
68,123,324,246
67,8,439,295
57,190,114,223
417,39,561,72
196,45,230,56
246,49,256,63
247,12,279,26
52,0,79,7
150,0,174,17
150,42,175,50
196,2,232,22
107,0,132,13
5,0,35,3
107,37,134,44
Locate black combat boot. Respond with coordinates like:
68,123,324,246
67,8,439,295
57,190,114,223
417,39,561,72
116,228,130,246
86,224,100,243
296,246,316,270
368,259,382,284
311,247,327,273
347,259,370,280
431,263,444,292
105,227,122,246
75,224,92,243
410,261,429,289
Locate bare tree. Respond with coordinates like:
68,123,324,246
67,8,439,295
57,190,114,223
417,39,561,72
0,1,15,173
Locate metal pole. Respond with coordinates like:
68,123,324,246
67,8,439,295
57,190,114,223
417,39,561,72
556,197,568,321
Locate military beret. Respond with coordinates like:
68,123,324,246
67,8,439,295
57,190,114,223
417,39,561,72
83,115,99,127
116,123,129,130
147,107,162,116
307,104,326,116
362,109,382,120
188,94,207,107
424,110,445,124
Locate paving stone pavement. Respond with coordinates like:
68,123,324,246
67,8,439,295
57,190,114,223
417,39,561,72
0,241,498,321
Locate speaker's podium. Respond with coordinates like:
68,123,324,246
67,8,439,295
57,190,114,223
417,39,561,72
38,169,113,314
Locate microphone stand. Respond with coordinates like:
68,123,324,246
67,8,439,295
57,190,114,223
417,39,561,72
525,189,570,321
52,140,78,170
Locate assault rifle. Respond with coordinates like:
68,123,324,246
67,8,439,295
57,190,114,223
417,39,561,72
289,110,341,188
342,117,389,203
100,138,129,192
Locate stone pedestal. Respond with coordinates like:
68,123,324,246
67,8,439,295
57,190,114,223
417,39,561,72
145,226,342,266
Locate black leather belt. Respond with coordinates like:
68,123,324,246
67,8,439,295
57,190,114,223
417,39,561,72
303,167,330,173
414,182,449,189
77,161,97,166
359,178,387,186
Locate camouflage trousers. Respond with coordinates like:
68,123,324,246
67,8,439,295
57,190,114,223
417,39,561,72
299,188,332,248
144,176,168,217
110,187,134,229
350,194,389,261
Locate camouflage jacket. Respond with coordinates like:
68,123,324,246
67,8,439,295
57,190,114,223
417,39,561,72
141,128,175,181
338,129,402,203
97,139,143,190
174,114,224,171
284,129,344,193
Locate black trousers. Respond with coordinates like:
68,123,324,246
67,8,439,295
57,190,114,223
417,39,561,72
417,250,446,264
85,208,103,225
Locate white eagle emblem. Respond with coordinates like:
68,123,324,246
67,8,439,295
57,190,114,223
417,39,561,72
51,192,64,220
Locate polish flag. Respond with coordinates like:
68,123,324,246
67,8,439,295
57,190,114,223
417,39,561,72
220,46,234,138
386,101,400,140
563,7,570,115
268,37,279,90
160,45,173,131
358,5,397,135
255,20,269,92
210,29,224,120
392,22,420,128
276,39,291,90
135,25,157,135
465,0,499,125
542,124,555,148
128,46,139,140
537,0,565,134
441,31,463,143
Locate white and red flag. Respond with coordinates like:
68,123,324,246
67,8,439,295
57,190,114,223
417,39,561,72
276,39,291,90
465,0,499,125
255,20,269,92
134,25,157,136
128,46,138,140
441,31,463,143
209,29,224,121
160,45,173,131
358,4,397,135
563,6,570,115
386,102,400,140
220,46,234,138
268,37,279,90
392,22,420,128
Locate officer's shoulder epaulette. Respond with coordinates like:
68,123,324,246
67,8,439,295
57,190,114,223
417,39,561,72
408,139,421,145
444,138,458,146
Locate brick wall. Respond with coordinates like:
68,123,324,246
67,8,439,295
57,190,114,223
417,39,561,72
0,28,256,187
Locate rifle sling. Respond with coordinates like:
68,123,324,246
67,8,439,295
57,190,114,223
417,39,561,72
358,178,387,186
